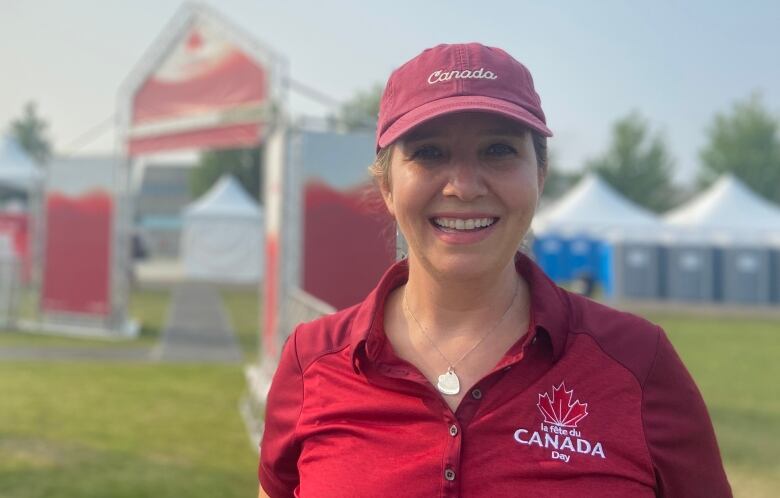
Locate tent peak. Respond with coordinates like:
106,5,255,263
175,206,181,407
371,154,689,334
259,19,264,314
183,174,261,219
664,173,780,234
533,172,660,236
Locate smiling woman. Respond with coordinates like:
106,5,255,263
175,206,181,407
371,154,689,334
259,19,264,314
258,43,732,498
380,112,543,287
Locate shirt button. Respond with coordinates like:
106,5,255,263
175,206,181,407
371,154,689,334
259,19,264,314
471,388,483,400
444,468,456,481
449,424,458,437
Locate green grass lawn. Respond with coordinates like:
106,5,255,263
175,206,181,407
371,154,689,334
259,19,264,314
1,290,777,497
220,288,261,362
0,362,258,498
0,285,260,498
0,288,171,348
643,312,780,497
131,287,173,344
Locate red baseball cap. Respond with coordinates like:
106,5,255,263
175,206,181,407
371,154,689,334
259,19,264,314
376,43,552,151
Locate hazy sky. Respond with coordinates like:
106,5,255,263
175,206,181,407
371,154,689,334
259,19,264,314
2,0,779,184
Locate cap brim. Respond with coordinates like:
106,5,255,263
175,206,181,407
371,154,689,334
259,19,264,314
377,95,553,150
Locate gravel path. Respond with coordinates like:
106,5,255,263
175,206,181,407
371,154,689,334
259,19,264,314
153,282,243,363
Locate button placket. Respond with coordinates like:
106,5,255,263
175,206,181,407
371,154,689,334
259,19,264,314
441,415,462,495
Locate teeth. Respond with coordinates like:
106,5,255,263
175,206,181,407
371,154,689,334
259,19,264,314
434,217,495,230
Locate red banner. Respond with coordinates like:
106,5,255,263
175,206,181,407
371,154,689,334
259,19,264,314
127,17,268,155
41,192,112,315
303,181,395,309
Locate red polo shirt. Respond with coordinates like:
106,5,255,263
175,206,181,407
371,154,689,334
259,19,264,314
259,254,731,498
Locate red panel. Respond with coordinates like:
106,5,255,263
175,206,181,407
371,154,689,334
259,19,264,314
264,236,278,358
303,181,395,309
42,192,112,315
132,50,266,124
128,122,261,156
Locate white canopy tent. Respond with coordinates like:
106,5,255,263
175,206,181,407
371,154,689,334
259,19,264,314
0,136,44,190
181,175,263,283
663,174,780,245
533,174,663,239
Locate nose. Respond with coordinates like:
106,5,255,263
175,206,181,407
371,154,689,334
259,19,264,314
441,158,487,201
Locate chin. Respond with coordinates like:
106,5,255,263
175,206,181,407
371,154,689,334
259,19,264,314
425,251,512,282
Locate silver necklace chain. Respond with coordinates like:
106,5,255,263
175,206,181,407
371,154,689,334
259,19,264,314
403,277,520,378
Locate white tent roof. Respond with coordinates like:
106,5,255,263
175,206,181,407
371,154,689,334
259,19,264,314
0,136,44,190
533,173,662,237
663,174,780,243
183,174,261,219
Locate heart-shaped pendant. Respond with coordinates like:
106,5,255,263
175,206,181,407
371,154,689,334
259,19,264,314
437,369,460,395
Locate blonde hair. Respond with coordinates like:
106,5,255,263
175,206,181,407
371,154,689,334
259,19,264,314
368,144,395,191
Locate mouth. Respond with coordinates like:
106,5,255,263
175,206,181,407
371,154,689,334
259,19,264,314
431,216,498,232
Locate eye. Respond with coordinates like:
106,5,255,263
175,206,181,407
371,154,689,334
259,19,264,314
484,143,517,157
410,144,444,161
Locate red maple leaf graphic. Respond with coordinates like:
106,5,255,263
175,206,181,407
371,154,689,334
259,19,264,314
537,382,588,427
186,30,204,52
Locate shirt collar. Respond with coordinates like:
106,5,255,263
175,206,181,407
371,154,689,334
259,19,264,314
514,252,569,361
349,252,570,372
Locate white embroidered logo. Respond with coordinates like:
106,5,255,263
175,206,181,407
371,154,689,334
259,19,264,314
513,382,606,464
427,67,498,85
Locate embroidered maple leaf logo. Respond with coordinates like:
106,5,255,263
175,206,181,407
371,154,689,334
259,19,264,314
537,382,588,427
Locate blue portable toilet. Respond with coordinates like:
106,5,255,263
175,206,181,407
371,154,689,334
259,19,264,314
663,237,718,303
597,241,615,298
601,231,666,301
532,234,568,282
533,174,664,287
534,233,604,285
716,235,774,305
663,175,780,305
567,236,593,280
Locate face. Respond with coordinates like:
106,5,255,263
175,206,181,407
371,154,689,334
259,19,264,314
381,111,545,281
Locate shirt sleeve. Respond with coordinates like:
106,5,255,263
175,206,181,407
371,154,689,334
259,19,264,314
259,326,304,498
642,327,732,498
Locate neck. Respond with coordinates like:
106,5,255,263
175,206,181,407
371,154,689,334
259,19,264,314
402,255,521,340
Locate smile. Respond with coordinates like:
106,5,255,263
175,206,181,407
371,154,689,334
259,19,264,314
432,217,498,231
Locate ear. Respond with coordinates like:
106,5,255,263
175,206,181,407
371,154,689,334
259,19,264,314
380,179,395,217
378,149,396,216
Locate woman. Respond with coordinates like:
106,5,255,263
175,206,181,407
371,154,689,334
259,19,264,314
259,43,731,498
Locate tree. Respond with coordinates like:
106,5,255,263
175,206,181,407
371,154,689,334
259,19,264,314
586,112,676,213
189,145,263,203
698,93,780,203
9,101,52,165
540,148,582,201
541,169,582,201
329,84,383,131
